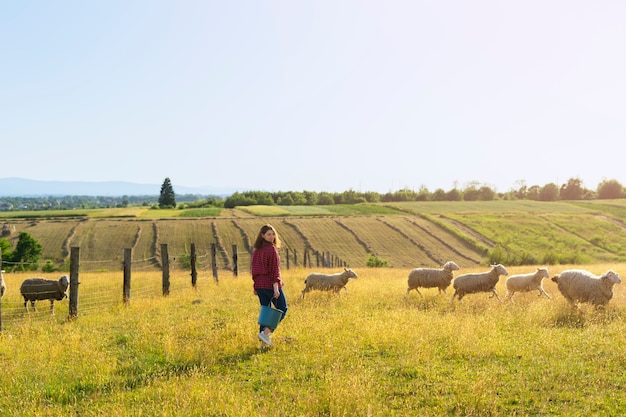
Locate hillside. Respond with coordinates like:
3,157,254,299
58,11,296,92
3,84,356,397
2,200,626,272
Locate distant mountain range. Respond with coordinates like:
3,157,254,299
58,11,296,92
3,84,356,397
0,177,235,197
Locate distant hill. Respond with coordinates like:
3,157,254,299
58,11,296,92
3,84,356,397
0,177,234,197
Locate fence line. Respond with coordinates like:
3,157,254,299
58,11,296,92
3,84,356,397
0,243,346,330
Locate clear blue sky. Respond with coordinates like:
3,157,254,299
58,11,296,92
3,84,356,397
2,1,625,194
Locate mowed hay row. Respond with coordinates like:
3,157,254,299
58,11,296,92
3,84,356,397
155,219,217,257
404,215,487,263
212,219,252,252
337,216,428,268
282,217,371,267
219,218,308,252
5,218,83,262
131,221,157,261
69,220,144,266
382,216,483,267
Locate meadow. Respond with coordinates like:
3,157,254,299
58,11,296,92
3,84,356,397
1,264,626,416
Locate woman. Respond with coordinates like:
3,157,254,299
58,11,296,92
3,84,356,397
251,224,288,346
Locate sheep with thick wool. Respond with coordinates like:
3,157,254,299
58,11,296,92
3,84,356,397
451,264,508,303
505,267,551,299
406,261,460,296
301,268,358,298
20,275,69,313
551,269,621,308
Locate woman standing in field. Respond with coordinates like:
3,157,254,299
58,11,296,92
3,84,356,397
251,224,288,347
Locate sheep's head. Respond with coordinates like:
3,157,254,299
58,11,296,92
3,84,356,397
443,261,460,272
536,268,549,279
58,275,70,291
491,264,508,276
344,268,358,279
601,270,621,285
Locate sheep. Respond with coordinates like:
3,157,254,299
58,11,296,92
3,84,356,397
0,270,5,298
301,268,358,298
406,261,460,297
505,267,551,299
551,269,621,308
20,275,69,313
451,264,508,303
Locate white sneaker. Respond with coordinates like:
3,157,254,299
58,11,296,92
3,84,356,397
258,331,272,346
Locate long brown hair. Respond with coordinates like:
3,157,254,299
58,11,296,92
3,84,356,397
253,224,281,250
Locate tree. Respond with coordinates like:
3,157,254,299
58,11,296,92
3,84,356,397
597,179,624,199
539,183,559,201
9,232,43,272
0,238,11,261
560,177,585,200
158,177,176,208
446,188,462,201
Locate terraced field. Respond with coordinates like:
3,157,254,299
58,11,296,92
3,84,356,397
2,199,626,272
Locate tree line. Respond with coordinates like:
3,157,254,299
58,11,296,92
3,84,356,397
1,177,625,212
223,177,626,207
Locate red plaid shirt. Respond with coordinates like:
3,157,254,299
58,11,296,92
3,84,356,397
251,243,283,290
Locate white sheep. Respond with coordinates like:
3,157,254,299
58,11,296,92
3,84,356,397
406,261,460,296
551,269,621,308
301,268,358,298
451,264,508,303
0,270,5,298
505,267,551,299
20,275,69,313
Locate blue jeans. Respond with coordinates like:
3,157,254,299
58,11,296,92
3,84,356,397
256,288,288,333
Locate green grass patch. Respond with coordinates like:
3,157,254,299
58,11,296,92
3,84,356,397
385,200,596,214
0,210,89,219
238,204,402,217
177,207,222,217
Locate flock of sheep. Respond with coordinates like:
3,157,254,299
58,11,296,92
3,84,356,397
406,262,622,308
0,270,69,313
0,261,621,315
299,262,622,310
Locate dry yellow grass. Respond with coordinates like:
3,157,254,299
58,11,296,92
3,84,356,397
2,263,626,415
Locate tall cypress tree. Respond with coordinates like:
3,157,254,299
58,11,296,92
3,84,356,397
158,177,176,208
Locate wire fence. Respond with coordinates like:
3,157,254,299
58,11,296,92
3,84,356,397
0,243,347,330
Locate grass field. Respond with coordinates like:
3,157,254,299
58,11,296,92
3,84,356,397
1,264,626,416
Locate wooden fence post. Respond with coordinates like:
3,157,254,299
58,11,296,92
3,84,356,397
190,243,197,288
285,248,290,269
211,243,219,282
68,246,80,319
123,248,132,304
161,244,170,296
232,244,238,277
